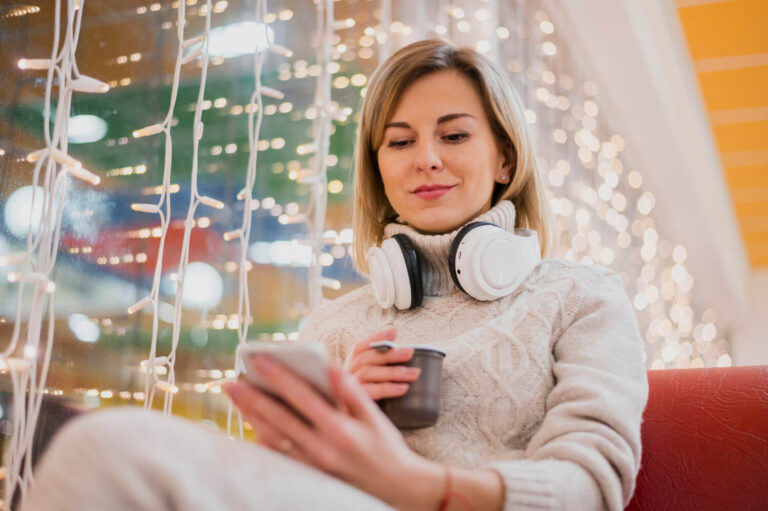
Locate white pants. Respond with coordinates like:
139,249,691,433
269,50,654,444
20,408,395,511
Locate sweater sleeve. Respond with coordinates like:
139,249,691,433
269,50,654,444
487,271,649,511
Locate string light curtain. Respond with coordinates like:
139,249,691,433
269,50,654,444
2,0,108,505
0,0,733,501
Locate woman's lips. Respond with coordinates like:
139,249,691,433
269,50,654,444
412,185,455,200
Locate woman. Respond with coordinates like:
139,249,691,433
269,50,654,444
22,40,648,511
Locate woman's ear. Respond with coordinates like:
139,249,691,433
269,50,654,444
503,143,516,173
495,143,516,184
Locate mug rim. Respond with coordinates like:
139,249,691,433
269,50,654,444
409,344,446,357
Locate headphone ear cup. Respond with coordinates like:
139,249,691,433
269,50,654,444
449,222,495,295
367,245,396,309
450,222,540,301
392,234,424,309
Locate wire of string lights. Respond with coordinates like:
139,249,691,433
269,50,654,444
378,0,392,62
223,0,270,439
213,0,336,439
221,0,286,438
307,0,335,310
263,0,338,306
3,0,107,505
155,0,216,414
128,0,226,413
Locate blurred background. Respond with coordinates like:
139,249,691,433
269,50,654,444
0,0,765,431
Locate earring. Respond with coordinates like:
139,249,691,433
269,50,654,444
498,174,508,182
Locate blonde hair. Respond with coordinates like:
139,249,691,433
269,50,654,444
352,39,554,274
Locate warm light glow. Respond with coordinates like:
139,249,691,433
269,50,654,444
69,115,108,144
175,262,224,311
17,58,51,70
209,22,274,57
68,314,100,343
4,186,52,238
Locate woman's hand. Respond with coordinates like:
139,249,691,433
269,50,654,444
343,328,422,401
223,355,444,511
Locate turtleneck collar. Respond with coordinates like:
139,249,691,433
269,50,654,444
382,200,518,297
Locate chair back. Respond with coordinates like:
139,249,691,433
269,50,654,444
626,366,768,510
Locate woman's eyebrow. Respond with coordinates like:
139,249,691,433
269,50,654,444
383,113,475,130
436,113,474,124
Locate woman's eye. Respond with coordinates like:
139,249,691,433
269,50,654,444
388,139,410,148
444,133,468,143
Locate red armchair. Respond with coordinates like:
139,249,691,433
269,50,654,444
626,366,768,510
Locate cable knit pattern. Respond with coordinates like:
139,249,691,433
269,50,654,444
298,201,649,511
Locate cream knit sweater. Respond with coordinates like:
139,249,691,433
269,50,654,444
299,201,649,511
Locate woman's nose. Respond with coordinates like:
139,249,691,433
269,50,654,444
413,142,442,172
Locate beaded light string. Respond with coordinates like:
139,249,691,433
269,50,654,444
4,0,107,506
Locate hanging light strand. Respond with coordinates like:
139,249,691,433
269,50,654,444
225,0,270,439
132,0,215,413
3,0,103,505
378,0,392,62
302,0,335,311
154,0,216,416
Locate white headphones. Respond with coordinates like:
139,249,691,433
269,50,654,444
367,221,541,310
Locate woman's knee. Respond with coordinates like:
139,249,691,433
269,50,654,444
37,407,171,471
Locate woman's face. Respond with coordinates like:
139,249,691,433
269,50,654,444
376,69,510,234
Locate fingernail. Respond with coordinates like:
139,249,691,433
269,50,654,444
404,367,421,376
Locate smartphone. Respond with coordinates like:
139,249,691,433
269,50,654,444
239,341,335,405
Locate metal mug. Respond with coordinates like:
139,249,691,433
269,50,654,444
371,341,446,429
